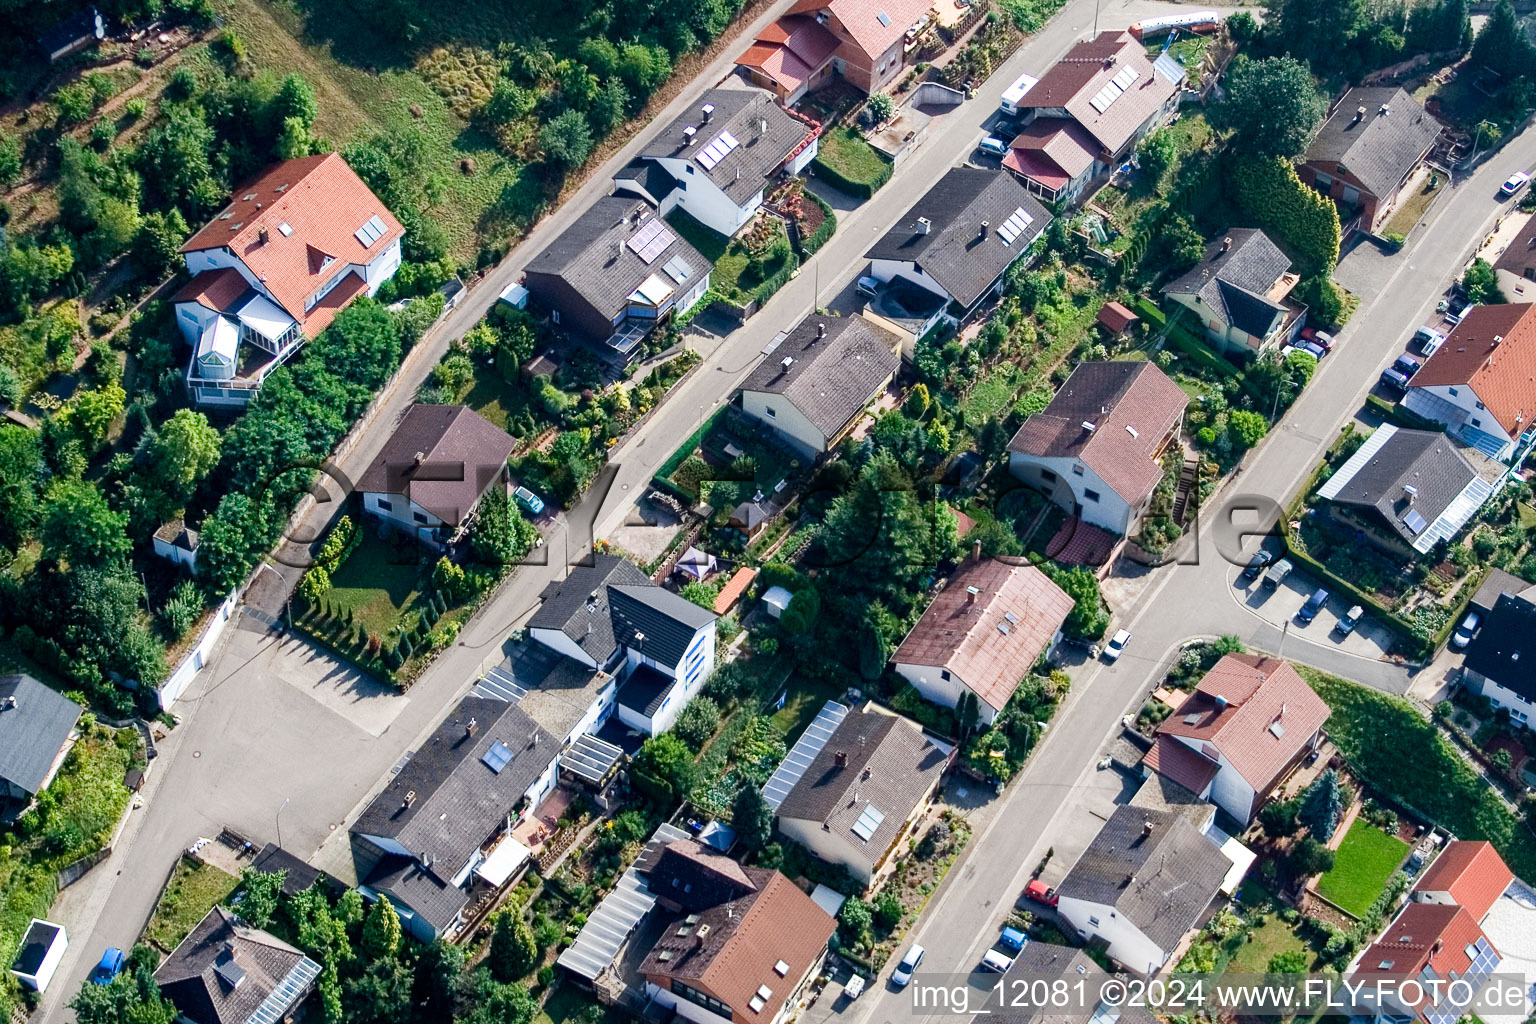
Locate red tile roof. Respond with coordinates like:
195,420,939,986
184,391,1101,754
893,557,1073,712
1409,303,1536,437
1005,119,1097,181
713,567,758,615
1097,300,1140,333
1413,840,1513,921
1007,361,1188,506
1155,654,1330,799
173,266,250,312
1353,903,1496,1015
181,153,403,337
737,14,841,92
787,0,932,63
1143,735,1219,796
1018,32,1178,157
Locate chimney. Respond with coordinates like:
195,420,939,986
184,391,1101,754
1379,103,1390,116
403,789,416,808
1214,694,1228,710
421,851,432,868
466,717,478,737
701,102,714,122
861,766,872,781
1141,820,1154,838
258,226,269,245
413,451,425,466
2,695,15,710
979,219,989,239
972,538,982,563
1353,105,1366,124
915,216,931,235
1125,873,1136,887
587,589,599,611
1082,420,1097,432
1221,236,1232,253
834,750,848,767
1403,484,1417,503
966,585,980,605
683,125,698,145
780,356,794,373
816,322,826,342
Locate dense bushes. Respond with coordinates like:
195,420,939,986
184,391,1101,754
1226,155,1342,275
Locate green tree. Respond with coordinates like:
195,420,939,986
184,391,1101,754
488,909,539,981
589,77,630,135
276,116,313,160
65,383,127,447
1052,566,1109,639
732,782,774,852
1136,128,1179,187
633,732,697,802
838,897,874,948
137,106,219,217
232,867,286,928
956,691,981,741
154,408,222,492
1227,409,1269,449
1462,257,1507,304
411,940,464,1024
136,208,191,274
72,956,178,1024
42,480,130,566
1469,0,1532,80
867,92,895,123
343,957,414,1024
470,489,539,568
1266,0,1364,66
541,109,594,167
362,894,403,959
673,695,722,750
458,976,538,1024
1298,768,1343,840
680,579,721,610
1159,212,1205,270
0,133,20,186
273,73,319,128
1290,836,1336,876
1268,948,1311,974
199,491,273,593
1218,56,1327,158
857,614,890,680
0,423,44,548
873,889,904,933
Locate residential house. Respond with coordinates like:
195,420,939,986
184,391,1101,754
523,194,712,362
1002,31,1182,205
1054,805,1231,975
640,843,836,1024
174,154,403,407
1006,361,1188,536
356,404,517,548
0,675,82,805
1160,229,1306,357
352,697,558,941
1299,87,1440,235
1403,303,1536,462
1492,215,1536,301
1349,902,1502,1024
152,518,200,572
970,942,1158,1024
864,167,1052,334
891,555,1073,725
738,313,901,457
1315,424,1502,555
734,16,843,104
617,88,819,239
526,554,717,736
154,907,321,1024
1461,591,1536,726
739,0,936,98
772,709,949,885
1467,567,1529,619
1143,654,1329,825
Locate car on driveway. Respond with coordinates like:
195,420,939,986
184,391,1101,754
1393,354,1421,377
90,948,124,986
1335,605,1363,635
1241,550,1273,581
1262,558,1293,590
891,945,925,988
1024,879,1059,906
1502,171,1531,197
980,949,1016,973
1103,629,1131,662
1298,340,1328,359
1297,587,1330,625
977,136,1009,158
1452,611,1481,649
1380,367,1411,391
513,486,545,516
1414,326,1445,356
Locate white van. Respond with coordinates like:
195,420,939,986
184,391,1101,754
999,72,1038,117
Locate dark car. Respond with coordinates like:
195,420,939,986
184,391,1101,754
1393,354,1421,377
1241,550,1273,581
1297,588,1330,625
1380,367,1411,391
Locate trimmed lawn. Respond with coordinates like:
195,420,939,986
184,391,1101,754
144,857,240,953
709,218,796,306
813,126,891,193
1316,819,1409,918
316,530,429,639
1382,178,1442,237
769,676,846,744
665,208,730,264
536,983,625,1024
959,365,1025,424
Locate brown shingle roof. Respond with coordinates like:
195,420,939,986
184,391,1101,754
173,266,250,312
355,405,516,526
1155,654,1329,797
1097,300,1139,333
1007,361,1188,506
1019,32,1178,156
181,153,403,337
155,907,318,1024
893,557,1073,712
1409,303,1536,437
650,839,759,912
1413,840,1513,921
1142,734,1219,796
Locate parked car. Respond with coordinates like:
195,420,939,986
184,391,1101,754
1024,879,1059,907
978,136,1009,158
1310,330,1336,352
1241,550,1273,581
1414,326,1446,357
1379,367,1411,391
1502,171,1531,197
891,945,925,987
513,486,545,516
1452,611,1481,649
1335,605,1363,635
1298,340,1328,359
980,949,1016,973
857,275,881,298
998,926,1028,953
1262,558,1293,590
1102,629,1131,662
1393,354,1422,377
90,949,125,986
1297,587,1330,625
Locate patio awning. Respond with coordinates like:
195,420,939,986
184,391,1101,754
475,837,531,887
561,732,625,785
234,292,297,341
1205,822,1256,896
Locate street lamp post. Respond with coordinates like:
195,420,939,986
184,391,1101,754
275,796,290,849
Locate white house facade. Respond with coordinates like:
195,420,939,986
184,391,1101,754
1008,452,1136,535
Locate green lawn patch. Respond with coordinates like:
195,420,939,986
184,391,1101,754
143,856,240,953
536,983,626,1024
1382,177,1442,238
311,529,429,640
811,126,892,198
1301,667,1536,883
768,676,846,744
708,218,798,307
1316,819,1409,918
959,365,1025,424
665,208,731,264
1225,913,1316,974
461,368,541,434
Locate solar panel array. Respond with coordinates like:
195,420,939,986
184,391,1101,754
664,255,694,285
697,130,740,171
354,214,388,247
1403,509,1428,534
998,206,1035,245
1089,64,1140,113
626,218,676,263
763,700,850,809
482,740,514,774
851,804,885,842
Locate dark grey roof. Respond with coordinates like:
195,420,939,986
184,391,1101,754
972,942,1158,1024
364,855,470,934
609,584,716,669
647,839,759,912
1306,87,1440,202
1469,568,1531,616
618,663,676,719
1321,428,1478,545
252,844,336,898
1056,805,1229,951
740,315,900,439
524,194,709,323
774,712,948,865
13,920,62,977
731,496,775,530
866,168,1052,308
354,404,516,526
1161,228,1292,338
155,907,318,1024
613,159,680,209
0,675,81,796
527,554,652,664
352,697,555,872
640,88,812,204
1464,592,1536,704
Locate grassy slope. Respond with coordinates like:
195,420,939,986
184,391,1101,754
143,857,241,952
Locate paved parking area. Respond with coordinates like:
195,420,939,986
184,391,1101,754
1228,565,1396,660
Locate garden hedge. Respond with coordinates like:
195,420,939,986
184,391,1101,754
652,406,729,501
811,135,893,200
1226,155,1341,275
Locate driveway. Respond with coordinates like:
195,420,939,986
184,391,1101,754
1229,561,1397,662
